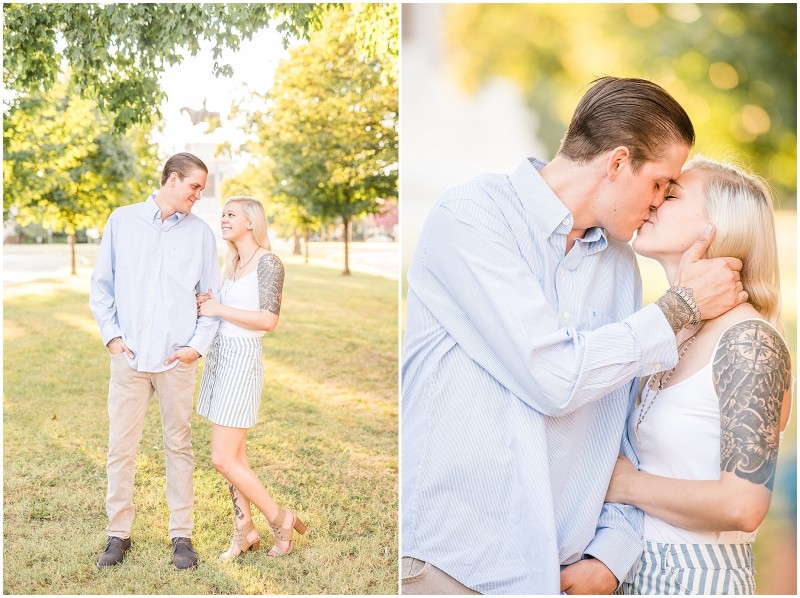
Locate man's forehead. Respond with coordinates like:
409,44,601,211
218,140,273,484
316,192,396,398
648,142,690,179
650,162,683,182
648,168,678,183
184,170,207,184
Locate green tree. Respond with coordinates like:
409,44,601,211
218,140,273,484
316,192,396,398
443,3,796,205
344,3,399,86
3,77,157,273
237,5,398,275
3,3,333,131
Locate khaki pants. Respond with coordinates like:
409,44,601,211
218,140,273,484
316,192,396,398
401,557,481,595
105,354,198,539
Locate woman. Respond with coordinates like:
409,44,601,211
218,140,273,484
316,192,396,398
196,196,307,561
606,156,793,594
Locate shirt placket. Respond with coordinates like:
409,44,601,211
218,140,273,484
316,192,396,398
553,220,585,328
138,224,170,368
556,262,573,327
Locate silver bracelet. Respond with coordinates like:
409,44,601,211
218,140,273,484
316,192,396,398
668,285,702,327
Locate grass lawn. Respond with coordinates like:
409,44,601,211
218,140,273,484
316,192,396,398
3,261,398,594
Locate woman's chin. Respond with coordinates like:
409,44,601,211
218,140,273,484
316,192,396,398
631,237,655,258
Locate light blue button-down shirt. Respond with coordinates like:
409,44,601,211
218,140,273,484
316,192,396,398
90,194,221,373
401,158,679,594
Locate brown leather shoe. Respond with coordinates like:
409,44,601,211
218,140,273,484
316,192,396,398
171,537,198,569
97,536,131,568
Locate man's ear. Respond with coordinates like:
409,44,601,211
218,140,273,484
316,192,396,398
606,146,630,180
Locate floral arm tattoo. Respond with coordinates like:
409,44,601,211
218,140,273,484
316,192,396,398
257,253,285,315
655,287,694,334
713,320,791,491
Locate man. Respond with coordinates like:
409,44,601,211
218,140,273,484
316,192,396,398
90,152,221,569
400,77,746,594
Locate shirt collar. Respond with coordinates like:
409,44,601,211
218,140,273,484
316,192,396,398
509,158,607,253
145,193,185,225
575,227,607,255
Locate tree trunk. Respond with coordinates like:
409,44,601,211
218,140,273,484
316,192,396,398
69,233,77,275
292,227,302,255
342,216,351,276
304,226,310,264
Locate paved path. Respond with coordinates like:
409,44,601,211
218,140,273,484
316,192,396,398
286,241,398,280
3,244,98,286
3,241,399,287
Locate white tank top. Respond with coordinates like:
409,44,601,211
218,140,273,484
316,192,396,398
217,270,265,338
627,319,781,545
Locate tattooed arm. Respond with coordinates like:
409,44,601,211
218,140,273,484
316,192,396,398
606,320,791,532
197,253,285,332
716,321,791,490
655,288,694,335
256,253,284,318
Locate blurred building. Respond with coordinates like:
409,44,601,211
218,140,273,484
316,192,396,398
353,199,399,241
400,3,545,271
184,141,236,245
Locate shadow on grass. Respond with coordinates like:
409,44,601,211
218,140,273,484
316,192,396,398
7,263,398,411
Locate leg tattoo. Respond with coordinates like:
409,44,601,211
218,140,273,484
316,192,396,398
229,483,245,520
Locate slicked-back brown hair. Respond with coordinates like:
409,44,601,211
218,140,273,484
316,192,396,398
558,77,695,173
160,152,208,186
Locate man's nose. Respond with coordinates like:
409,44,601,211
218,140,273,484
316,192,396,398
651,193,665,210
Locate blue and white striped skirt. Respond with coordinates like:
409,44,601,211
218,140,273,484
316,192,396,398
619,541,755,595
197,334,264,428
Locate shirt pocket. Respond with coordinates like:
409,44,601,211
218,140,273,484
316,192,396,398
588,307,615,331
167,247,201,290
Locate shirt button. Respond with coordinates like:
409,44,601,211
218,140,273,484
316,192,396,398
560,269,566,276
564,312,570,320
562,218,570,226
655,362,662,370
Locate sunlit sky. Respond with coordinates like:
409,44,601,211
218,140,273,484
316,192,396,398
152,28,292,170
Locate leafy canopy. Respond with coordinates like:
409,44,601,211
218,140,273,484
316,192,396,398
3,3,333,131
3,76,158,233
231,5,398,226
444,3,796,203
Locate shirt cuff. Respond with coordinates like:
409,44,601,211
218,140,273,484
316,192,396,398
187,336,211,358
584,528,643,587
100,324,123,347
624,303,678,375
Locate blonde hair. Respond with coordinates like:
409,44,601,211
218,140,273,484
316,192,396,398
684,156,783,332
222,196,271,281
